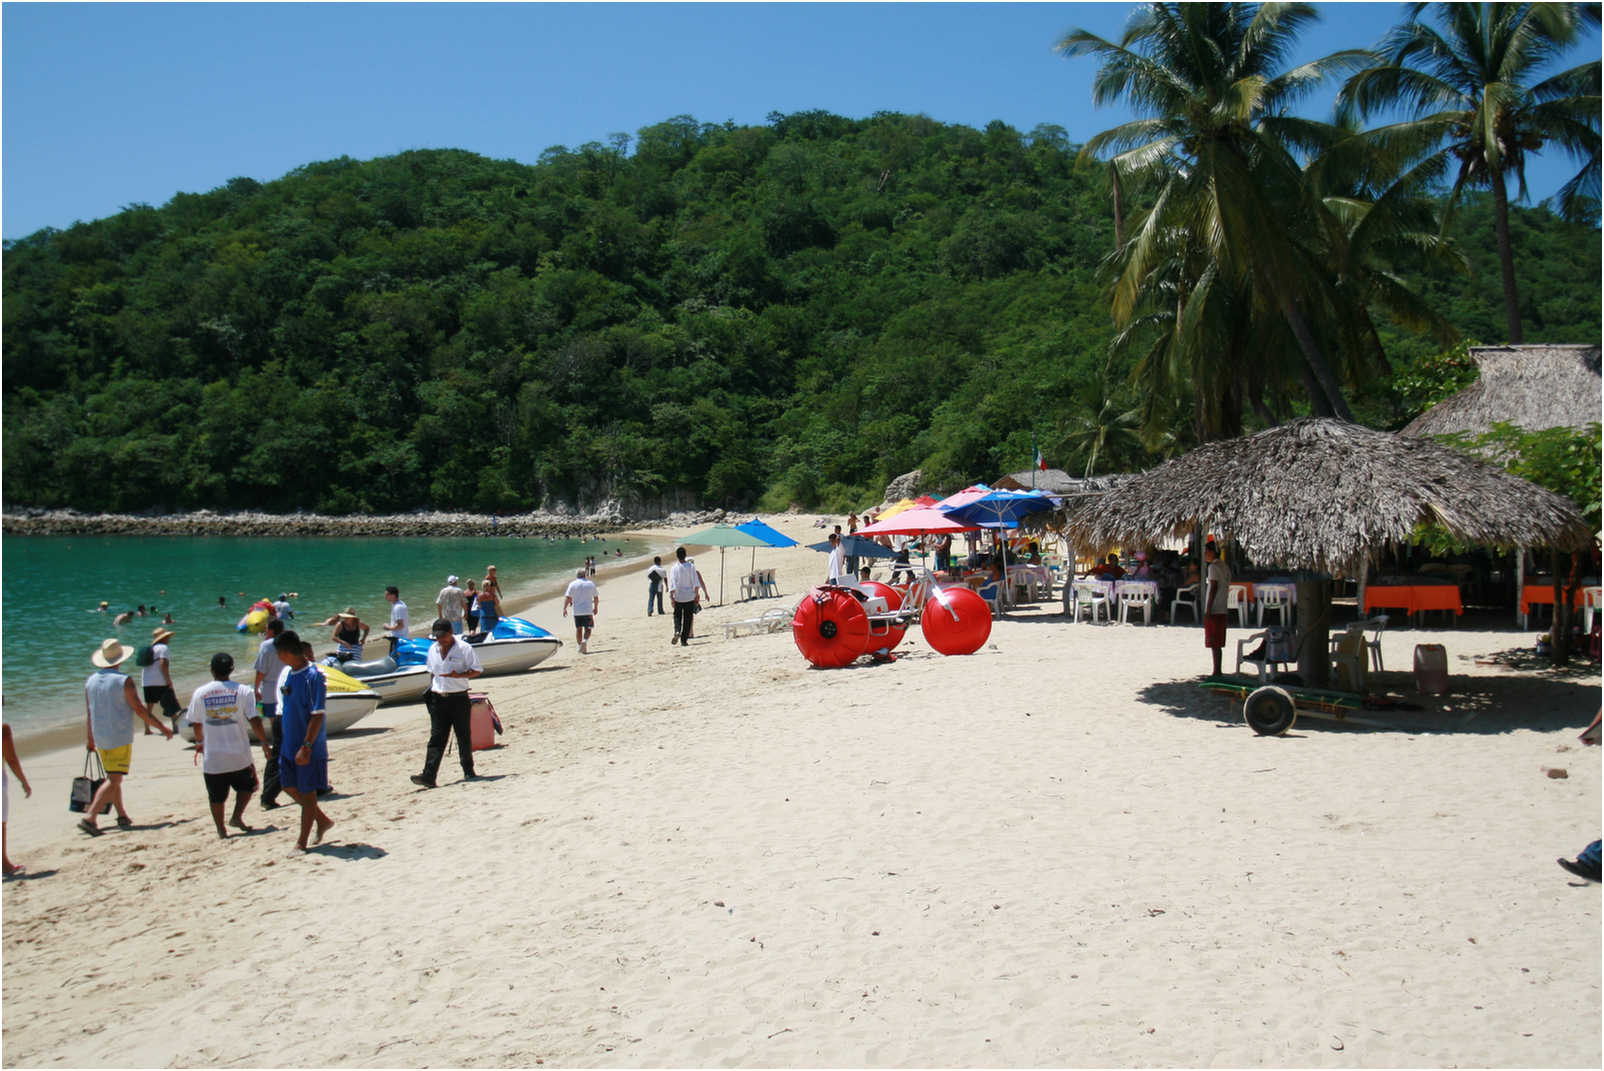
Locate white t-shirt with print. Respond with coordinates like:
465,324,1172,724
185,680,258,774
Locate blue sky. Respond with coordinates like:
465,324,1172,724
3,2,1598,240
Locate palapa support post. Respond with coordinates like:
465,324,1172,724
1295,575,1333,689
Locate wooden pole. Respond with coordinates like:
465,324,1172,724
1515,546,1526,628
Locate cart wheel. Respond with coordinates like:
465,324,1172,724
1243,686,1297,736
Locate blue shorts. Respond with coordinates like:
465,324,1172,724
278,753,328,794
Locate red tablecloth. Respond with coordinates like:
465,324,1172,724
1520,583,1585,613
1364,584,1463,615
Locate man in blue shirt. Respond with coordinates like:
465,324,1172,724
272,630,334,850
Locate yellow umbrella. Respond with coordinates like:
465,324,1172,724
877,497,918,521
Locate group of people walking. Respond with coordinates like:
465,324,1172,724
645,548,710,646
69,569,511,856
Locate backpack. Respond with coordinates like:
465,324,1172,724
135,645,156,667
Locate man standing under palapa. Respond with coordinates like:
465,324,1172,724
435,575,465,635
410,618,484,789
563,568,601,654
186,652,270,839
1202,542,1231,677
272,630,334,850
667,547,709,647
79,639,173,837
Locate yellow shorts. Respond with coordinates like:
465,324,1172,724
97,745,132,776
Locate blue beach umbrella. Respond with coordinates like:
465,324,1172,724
805,534,899,559
735,518,798,548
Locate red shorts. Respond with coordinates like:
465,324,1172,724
1204,613,1228,648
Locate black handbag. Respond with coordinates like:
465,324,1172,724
69,750,106,813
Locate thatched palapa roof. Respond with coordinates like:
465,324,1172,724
995,468,1131,496
1403,344,1602,439
1042,418,1590,575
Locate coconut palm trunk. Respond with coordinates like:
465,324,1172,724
1491,170,1524,343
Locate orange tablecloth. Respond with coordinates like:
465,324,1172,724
1364,584,1463,615
1519,583,1585,613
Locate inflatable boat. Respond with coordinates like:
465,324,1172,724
394,617,562,676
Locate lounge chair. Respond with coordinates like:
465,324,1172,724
723,606,792,639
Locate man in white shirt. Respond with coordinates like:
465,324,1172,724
384,585,410,655
826,532,847,585
410,618,484,789
667,546,710,647
141,626,181,734
435,576,466,635
186,652,270,839
253,618,288,810
563,569,601,654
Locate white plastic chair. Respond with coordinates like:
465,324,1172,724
1236,627,1294,682
1585,587,1602,635
738,573,761,601
1360,614,1387,671
1256,585,1292,627
760,569,780,598
1227,584,1251,629
1330,627,1368,691
1072,581,1110,623
1169,583,1200,624
1118,585,1155,625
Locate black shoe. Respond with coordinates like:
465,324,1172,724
410,775,437,789
462,773,482,781
1558,857,1602,882
260,799,280,811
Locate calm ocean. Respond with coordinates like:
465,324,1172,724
1,532,650,740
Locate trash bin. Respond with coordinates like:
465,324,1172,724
1413,644,1448,695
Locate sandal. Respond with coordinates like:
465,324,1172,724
78,819,103,837
115,816,133,829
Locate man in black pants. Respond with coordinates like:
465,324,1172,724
410,618,483,789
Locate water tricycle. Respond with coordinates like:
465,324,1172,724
792,581,991,668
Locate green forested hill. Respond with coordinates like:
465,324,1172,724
4,112,1598,514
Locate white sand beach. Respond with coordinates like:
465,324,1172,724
3,518,1599,1067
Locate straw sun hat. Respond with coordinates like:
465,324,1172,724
151,626,175,644
91,638,132,668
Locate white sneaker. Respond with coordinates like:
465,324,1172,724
579,640,587,654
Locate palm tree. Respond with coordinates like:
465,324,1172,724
1059,3,1373,422
1337,2,1601,344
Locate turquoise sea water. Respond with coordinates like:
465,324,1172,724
1,532,647,739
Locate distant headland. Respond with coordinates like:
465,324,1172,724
1,508,733,538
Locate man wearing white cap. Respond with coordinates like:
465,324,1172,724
436,575,466,635
79,639,173,837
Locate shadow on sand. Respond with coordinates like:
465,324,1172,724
1138,667,1599,736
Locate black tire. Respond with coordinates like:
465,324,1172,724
1243,686,1297,736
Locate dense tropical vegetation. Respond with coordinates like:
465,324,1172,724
3,5,1599,516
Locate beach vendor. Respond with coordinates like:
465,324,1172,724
272,630,334,851
185,652,269,839
410,618,484,789
329,608,368,663
79,638,174,838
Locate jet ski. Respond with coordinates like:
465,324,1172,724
394,616,562,676
333,653,432,706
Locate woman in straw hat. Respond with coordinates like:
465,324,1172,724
80,639,173,837
328,608,369,663
141,625,180,735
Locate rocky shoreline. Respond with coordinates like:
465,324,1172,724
2,507,735,538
